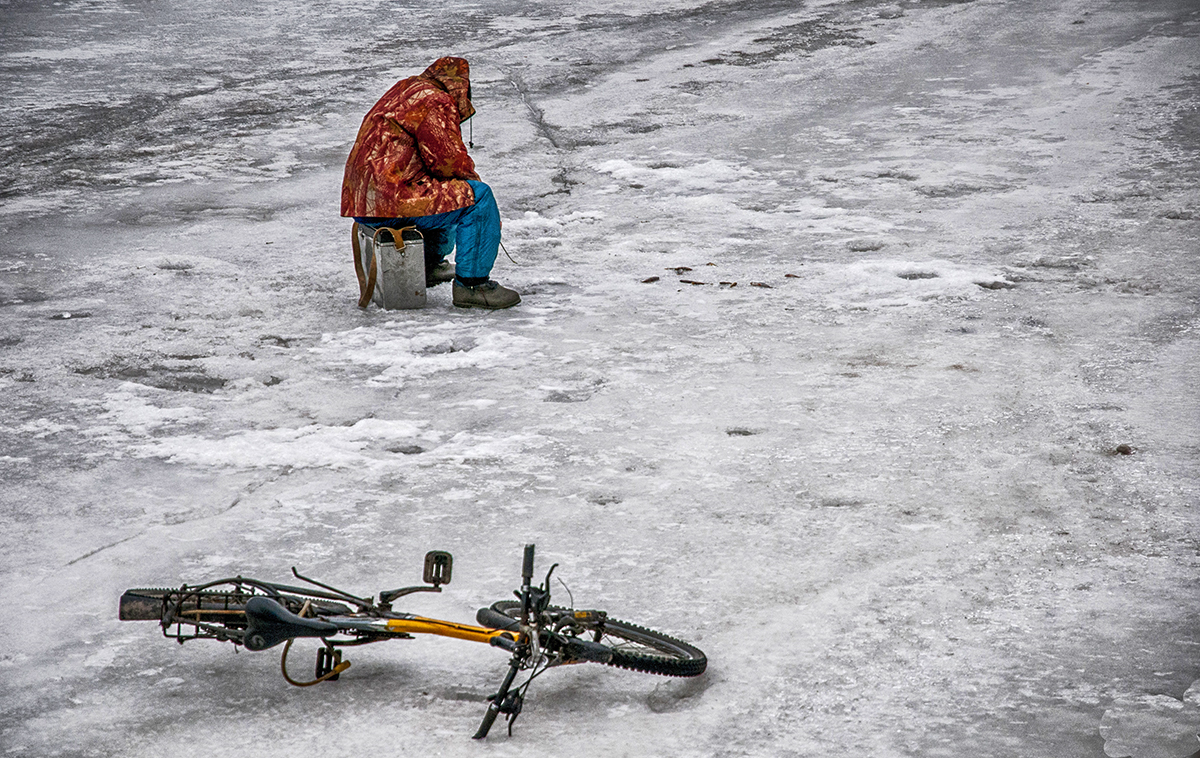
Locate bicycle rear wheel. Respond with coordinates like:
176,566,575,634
477,601,706,678
119,580,354,645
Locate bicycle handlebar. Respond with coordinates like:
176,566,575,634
522,544,535,583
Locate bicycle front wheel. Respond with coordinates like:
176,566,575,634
477,601,707,678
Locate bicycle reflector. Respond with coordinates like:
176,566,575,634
424,551,453,586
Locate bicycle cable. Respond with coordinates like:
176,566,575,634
555,576,575,610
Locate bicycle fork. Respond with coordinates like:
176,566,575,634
472,650,525,739
473,544,537,740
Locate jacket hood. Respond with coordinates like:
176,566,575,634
421,57,475,122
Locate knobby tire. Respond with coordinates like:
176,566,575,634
477,601,706,678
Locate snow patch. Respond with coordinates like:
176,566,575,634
18,419,77,437
1101,681,1200,758
314,322,539,387
810,258,1012,309
95,385,205,437
132,417,431,469
595,158,766,195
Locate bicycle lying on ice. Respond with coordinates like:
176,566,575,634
119,544,707,738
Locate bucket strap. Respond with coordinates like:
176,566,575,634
351,222,377,309
352,224,422,309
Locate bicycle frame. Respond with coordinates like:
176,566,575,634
120,544,705,739
376,616,513,644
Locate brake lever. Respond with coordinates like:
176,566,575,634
529,563,559,615
541,563,559,593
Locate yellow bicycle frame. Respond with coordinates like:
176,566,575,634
279,615,518,687
382,616,516,645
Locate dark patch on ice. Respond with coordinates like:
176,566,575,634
443,689,488,702
76,357,226,393
871,169,918,181
544,389,592,403
537,168,579,198
647,673,711,713
1110,277,1162,295
418,340,471,356
1078,182,1161,203
819,497,866,508
847,355,890,368
848,239,886,252
916,182,996,198
701,17,872,67
1020,316,1050,330
0,70,313,200
898,271,940,280
259,335,299,348
0,335,23,347
589,493,622,506
608,117,663,134
388,444,425,455
263,376,283,386
726,427,756,436
1043,255,1094,269
0,287,52,306
975,280,1017,290
523,282,576,295
155,260,195,271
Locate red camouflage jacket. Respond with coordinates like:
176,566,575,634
341,57,479,219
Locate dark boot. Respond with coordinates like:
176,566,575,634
452,280,521,310
426,259,455,287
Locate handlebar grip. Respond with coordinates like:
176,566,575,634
522,544,535,582
489,634,518,652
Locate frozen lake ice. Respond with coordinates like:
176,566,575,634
1,0,1199,755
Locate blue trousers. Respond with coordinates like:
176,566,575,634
355,180,500,280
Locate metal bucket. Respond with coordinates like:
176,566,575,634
357,225,426,309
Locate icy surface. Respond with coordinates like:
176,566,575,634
1,0,1199,756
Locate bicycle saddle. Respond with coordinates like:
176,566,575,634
243,596,338,651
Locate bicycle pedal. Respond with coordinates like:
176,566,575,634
316,647,343,681
423,550,453,586
572,610,607,624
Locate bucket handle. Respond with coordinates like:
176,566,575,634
352,224,423,309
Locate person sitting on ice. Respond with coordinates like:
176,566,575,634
341,57,520,310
